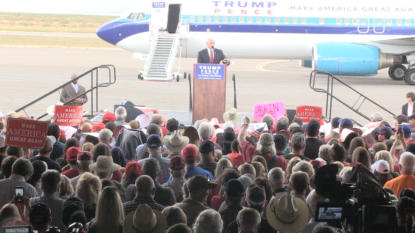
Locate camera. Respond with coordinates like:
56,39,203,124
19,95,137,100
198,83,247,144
314,164,397,233
398,124,403,134
2,226,34,233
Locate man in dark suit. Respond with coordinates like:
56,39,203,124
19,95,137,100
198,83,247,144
402,92,415,116
197,38,230,66
60,74,88,106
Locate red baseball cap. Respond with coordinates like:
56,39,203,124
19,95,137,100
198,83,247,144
182,145,197,161
92,122,106,132
102,112,116,122
66,147,81,163
169,156,185,170
60,129,66,141
125,161,143,177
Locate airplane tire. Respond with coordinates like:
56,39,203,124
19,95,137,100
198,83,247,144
389,65,406,81
138,73,143,80
404,69,415,85
176,75,180,82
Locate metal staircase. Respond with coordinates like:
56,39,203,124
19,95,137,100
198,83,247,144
141,20,188,81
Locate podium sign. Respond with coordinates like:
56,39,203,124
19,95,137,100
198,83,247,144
193,64,226,123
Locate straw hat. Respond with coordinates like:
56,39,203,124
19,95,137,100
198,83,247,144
223,108,242,124
162,130,189,153
46,102,64,116
124,204,167,233
266,194,309,233
89,155,121,173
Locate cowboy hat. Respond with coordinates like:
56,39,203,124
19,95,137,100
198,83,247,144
124,204,167,233
266,194,309,233
162,130,189,153
89,155,121,173
46,102,64,116
223,108,242,124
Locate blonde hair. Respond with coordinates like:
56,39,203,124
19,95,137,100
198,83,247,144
92,186,124,233
292,161,314,179
0,203,21,224
162,206,187,228
238,163,256,177
375,151,394,172
81,142,94,152
252,155,268,173
285,157,302,184
76,173,102,208
252,162,266,178
215,158,233,179
60,175,74,197
129,120,140,129
332,161,345,175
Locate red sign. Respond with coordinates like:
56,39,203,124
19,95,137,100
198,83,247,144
55,105,84,126
6,118,49,148
296,106,323,123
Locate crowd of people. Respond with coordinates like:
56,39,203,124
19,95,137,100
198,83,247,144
1,95,415,233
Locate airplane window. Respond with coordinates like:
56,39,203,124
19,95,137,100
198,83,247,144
376,19,382,25
190,16,195,23
231,17,236,23
274,18,280,24
265,17,270,23
239,17,244,23
397,19,402,26
248,17,252,23
360,19,366,25
206,16,211,23
319,18,324,24
223,17,228,23
198,16,203,22
344,19,350,25
137,13,145,19
284,18,289,24
293,18,298,24
301,18,306,24
352,19,357,25
256,17,262,23
128,13,138,20
387,19,392,25
336,19,342,25
406,19,411,26
214,17,219,23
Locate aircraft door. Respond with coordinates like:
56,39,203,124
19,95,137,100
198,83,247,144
373,18,385,33
150,4,168,34
357,18,369,33
167,4,181,33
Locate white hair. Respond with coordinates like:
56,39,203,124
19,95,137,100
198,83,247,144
236,208,261,229
206,38,215,42
277,116,289,125
268,167,285,185
198,122,213,140
115,106,127,120
292,161,315,179
399,152,415,174
256,133,276,155
261,114,275,131
193,209,223,233
99,129,113,144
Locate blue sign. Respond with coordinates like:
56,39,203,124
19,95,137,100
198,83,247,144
152,2,165,8
194,64,225,80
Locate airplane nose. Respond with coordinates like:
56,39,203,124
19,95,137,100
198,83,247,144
97,22,118,45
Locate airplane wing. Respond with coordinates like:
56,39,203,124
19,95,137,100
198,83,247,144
358,36,415,55
373,36,415,46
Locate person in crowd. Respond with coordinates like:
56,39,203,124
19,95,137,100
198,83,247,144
268,167,289,198
284,157,301,185
219,179,246,231
251,162,266,178
60,74,88,106
260,114,274,133
212,169,240,211
162,206,187,229
124,204,167,233
351,147,371,169
138,135,170,184
0,134,7,164
59,174,74,200
114,106,128,126
329,143,348,165
29,203,52,233
0,203,23,227
47,123,65,161
30,170,66,232
142,158,176,206
347,137,365,160
166,223,193,233
273,134,287,155
6,146,23,158
284,132,310,162
289,171,309,204
0,158,38,207
252,155,268,174
27,160,47,196
1,156,18,179
402,92,415,116
324,117,340,142
372,159,393,186
123,175,165,216
90,155,125,197
179,145,214,180
318,145,332,165
197,140,218,176
238,163,257,178
166,118,180,134
99,128,127,167
375,126,393,143
151,113,169,136
227,207,263,233
116,119,147,162
384,152,415,198
122,161,142,189
76,172,102,221
396,196,415,233
373,150,399,176
183,126,201,148
163,156,187,203
175,175,217,227
81,142,94,152
61,138,80,166
61,146,80,178
303,119,326,160
222,127,236,155
163,130,189,159
135,123,167,160
30,136,62,172
305,189,328,227
88,186,124,233
215,158,233,182
199,122,222,149
70,151,93,191
193,209,224,233
226,140,244,167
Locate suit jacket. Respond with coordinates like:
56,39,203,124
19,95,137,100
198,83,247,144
197,48,230,66
60,83,88,106
402,103,415,116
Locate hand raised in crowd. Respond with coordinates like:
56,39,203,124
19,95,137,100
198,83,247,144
243,116,250,125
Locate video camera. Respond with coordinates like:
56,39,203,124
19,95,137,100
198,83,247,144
314,164,397,233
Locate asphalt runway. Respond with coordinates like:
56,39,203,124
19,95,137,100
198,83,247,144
0,46,410,126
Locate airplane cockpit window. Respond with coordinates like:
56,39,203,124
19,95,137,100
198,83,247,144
127,13,145,20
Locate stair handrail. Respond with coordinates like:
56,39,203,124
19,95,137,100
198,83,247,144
15,65,116,120
164,20,183,76
309,70,395,124
144,33,159,75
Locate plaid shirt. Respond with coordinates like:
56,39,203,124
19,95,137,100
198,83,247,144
123,196,165,216
197,160,217,179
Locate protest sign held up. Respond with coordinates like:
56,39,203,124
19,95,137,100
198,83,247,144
296,106,323,123
55,105,84,126
6,118,49,149
253,101,286,122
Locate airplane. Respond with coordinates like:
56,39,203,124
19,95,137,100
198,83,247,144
96,0,415,85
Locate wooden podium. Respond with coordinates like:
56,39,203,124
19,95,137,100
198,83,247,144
192,64,226,123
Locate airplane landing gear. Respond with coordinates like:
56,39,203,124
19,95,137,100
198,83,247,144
388,65,407,81
404,69,415,85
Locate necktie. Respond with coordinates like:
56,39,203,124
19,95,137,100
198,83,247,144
210,49,214,63
74,84,78,93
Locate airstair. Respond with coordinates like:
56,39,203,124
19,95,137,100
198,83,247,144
140,20,189,81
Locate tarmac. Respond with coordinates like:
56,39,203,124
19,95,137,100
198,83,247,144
0,45,411,126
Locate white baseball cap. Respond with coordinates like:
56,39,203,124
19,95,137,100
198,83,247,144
372,159,390,174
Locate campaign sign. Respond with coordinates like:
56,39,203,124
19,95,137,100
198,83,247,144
6,118,49,148
152,2,165,8
253,101,286,122
194,64,225,80
55,105,84,126
296,106,323,123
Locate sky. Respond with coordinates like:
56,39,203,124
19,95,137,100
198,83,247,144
1,0,139,16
